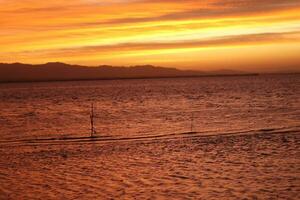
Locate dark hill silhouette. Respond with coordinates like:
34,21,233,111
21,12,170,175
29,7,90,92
0,62,251,83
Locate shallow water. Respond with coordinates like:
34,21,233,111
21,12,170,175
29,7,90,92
0,74,299,140
0,74,299,199
0,129,299,199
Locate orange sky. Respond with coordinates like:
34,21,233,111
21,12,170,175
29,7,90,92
1,0,300,72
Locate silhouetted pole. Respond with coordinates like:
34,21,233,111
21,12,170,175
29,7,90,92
90,103,95,137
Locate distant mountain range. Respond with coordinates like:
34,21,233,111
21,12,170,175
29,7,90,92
0,62,254,83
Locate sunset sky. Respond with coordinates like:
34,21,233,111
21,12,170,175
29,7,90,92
1,0,300,72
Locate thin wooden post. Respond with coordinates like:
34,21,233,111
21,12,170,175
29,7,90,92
90,103,95,137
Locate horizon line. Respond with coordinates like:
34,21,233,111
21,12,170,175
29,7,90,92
1,61,300,74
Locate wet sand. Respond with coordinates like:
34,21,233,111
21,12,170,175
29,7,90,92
0,129,299,199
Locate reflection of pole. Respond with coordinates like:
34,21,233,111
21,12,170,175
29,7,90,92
90,103,95,137
190,112,194,132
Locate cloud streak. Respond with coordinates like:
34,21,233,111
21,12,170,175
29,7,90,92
30,31,300,55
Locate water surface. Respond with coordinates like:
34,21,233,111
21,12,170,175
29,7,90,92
0,74,299,199
0,74,299,140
